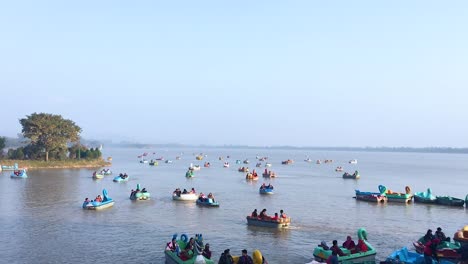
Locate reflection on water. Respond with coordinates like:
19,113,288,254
0,148,467,263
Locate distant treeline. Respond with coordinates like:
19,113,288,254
103,142,468,154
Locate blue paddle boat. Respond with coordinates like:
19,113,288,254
259,185,274,195
2,163,19,171
10,169,27,178
196,198,219,207
130,184,151,200
113,173,129,182
82,189,114,210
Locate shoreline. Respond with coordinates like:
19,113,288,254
0,159,111,170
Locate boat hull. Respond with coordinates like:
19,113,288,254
196,199,219,207
413,194,437,204
172,193,198,201
435,196,465,207
83,201,115,210
246,216,290,228
386,194,413,203
259,188,274,194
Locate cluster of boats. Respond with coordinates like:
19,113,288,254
355,185,468,206
172,188,219,207
83,184,151,209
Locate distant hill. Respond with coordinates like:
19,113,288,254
104,141,468,154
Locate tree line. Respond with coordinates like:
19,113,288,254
0,113,101,161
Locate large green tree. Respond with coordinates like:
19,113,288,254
20,113,82,162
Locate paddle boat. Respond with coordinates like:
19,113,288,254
165,160,173,164
238,167,249,173
304,158,313,162
243,159,249,164
413,236,461,261
140,159,149,163
92,171,104,179
246,215,291,228
383,185,413,203
281,159,293,165
349,159,358,164
164,233,214,264
156,157,165,161
185,170,195,178
196,194,219,207
385,247,432,264
129,184,150,200
454,225,468,245
195,155,203,160
246,172,259,180
354,189,387,203
414,188,437,204
236,159,241,164
343,171,360,179
255,162,262,167
335,166,343,172
313,228,376,264
262,170,276,178
10,169,28,178
100,169,112,175
149,160,159,166
113,173,129,182
259,157,267,161
175,156,181,160
223,162,229,168
259,184,274,194
435,195,466,207
1,163,19,171
82,189,114,210
203,162,210,168
172,189,198,201
188,163,201,171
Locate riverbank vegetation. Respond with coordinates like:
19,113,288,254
0,113,110,169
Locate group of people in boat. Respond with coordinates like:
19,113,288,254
12,170,25,176
118,173,128,179
173,188,196,196
166,235,208,261
204,162,211,167
246,169,258,178
250,208,287,222
260,183,274,190
238,167,249,172
263,168,275,177
343,171,359,177
198,192,216,202
83,194,104,204
317,236,368,256
130,187,148,196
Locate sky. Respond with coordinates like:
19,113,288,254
1,1,467,147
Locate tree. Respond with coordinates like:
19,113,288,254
20,113,82,162
0,136,5,157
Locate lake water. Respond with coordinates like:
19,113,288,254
1,147,467,264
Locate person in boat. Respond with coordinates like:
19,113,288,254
182,189,188,194
261,183,266,189
355,238,368,252
280,209,287,219
202,243,212,259
218,249,234,264
342,236,356,251
166,237,179,253
251,209,258,218
141,188,147,193
190,188,196,194
130,189,135,196
318,241,330,250
207,193,215,202
330,240,346,256
93,171,97,176
435,227,450,242
424,238,440,264
95,195,102,202
179,237,195,261
84,198,90,204
198,193,206,201
238,249,254,264
119,173,123,177
267,184,273,189
264,168,268,175
259,209,269,220
326,250,339,264
270,213,279,221
422,229,434,244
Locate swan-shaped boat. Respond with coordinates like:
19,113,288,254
82,189,114,210
130,184,150,200
10,169,27,178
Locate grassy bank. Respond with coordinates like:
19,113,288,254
0,159,111,169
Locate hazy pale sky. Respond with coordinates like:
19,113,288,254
1,1,467,147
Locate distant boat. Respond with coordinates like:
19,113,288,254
349,159,358,164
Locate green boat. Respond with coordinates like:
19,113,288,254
129,184,150,201
414,188,437,204
381,185,413,203
313,228,376,264
185,170,194,178
164,234,214,264
435,195,465,207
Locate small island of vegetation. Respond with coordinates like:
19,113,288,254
0,113,110,170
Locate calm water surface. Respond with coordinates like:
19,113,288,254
1,147,467,264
